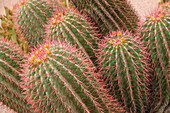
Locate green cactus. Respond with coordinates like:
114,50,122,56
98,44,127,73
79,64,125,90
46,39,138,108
70,0,139,35
0,6,29,52
98,31,150,113
13,0,56,47
0,38,33,113
140,2,170,112
48,12,98,65
22,41,125,113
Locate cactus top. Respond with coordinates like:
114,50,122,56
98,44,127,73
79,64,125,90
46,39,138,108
108,31,126,49
51,13,64,25
28,43,51,65
18,0,27,7
146,2,169,22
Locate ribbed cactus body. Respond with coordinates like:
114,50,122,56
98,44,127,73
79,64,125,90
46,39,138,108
98,31,149,113
70,0,139,35
22,41,125,113
140,2,170,112
13,0,55,47
48,12,98,65
0,39,32,113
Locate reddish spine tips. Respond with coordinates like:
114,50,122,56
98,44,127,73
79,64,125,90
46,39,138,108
112,31,116,38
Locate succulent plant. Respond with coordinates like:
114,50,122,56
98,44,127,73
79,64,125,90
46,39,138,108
97,31,150,113
140,2,170,112
70,0,139,35
21,40,125,113
13,0,56,47
0,38,33,113
47,12,98,65
0,6,29,52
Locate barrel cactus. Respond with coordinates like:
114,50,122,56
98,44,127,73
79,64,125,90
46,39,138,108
21,40,125,113
0,38,33,113
97,31,150,113
47,12,98,65
140,2,170,112
13,0,56,47
70,0,139,35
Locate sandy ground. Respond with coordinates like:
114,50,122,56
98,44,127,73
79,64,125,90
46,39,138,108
0,0,160,113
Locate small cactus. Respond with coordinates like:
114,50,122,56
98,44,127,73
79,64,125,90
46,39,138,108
0,38,33,113
70,0,139,35
47,12,98,65
98,31,150,113
140,2,170,112
21,40,125,113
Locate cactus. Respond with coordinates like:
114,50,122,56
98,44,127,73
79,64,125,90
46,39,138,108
13,0,56,47
70,0,139,35
47,12,98,65
0,38,33,113
140,2,170,112
0,6,29,52
21,40,125,113
97,31,150,113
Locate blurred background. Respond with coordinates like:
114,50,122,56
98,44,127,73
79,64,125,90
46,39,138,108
0,0,159,112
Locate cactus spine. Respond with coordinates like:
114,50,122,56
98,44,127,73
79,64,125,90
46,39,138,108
22,40,125,113
0,38,33,113
13,0,55,47
48,12,98,65
140,2,170,112
70,0,139,35
98,31,149,113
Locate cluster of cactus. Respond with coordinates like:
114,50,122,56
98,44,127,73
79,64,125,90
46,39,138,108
0,0,169,113
0,6,29,52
